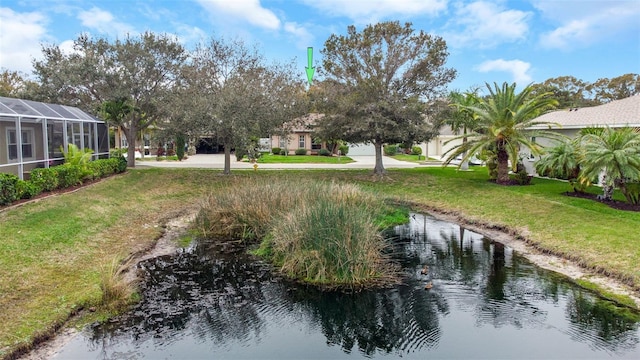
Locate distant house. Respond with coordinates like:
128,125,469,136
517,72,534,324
270,113,327,155
523,94,640,173
0,96,109,180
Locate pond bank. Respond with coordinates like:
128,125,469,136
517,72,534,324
14,201,640,359
412,202,640,309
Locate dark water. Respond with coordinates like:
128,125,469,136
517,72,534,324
55,213,640,359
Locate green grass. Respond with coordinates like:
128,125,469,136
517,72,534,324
388,154,431,163
255,154,354,164
1,166,639,357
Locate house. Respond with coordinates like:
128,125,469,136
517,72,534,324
523,94,640,173
0,96,110,180
270,113,327,155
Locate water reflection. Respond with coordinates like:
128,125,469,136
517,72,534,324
55,213,640,359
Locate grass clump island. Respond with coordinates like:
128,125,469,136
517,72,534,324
194,179,405,289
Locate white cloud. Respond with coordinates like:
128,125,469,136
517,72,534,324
196,0,280,30
77,7,135,37
284,22,314,49
0,8,49,74
534,0,640,49
444,1,531,48
301,0,447,23
475,59,532,84
173,24,208,45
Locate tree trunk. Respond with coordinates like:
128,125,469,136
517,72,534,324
373,141,386,176
460,133,469,171
496,148,509,184
223,142,232,175
126,122,137,168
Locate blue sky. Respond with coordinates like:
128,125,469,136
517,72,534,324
1,0,639,93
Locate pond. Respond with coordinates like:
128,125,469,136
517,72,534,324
54,213,640,359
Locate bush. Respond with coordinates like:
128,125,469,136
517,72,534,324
0,173,20,205
512,162,532,185
486,157,498,180
338,145,349,156
295,148,308,155
16,180,41,199
271,147,281,155
176,135,185,161
30,167,59,192
111,156,127,173
411,146,423,156
280,149,287,155
318,148,331,156
57,164,83,188
383,144,398,156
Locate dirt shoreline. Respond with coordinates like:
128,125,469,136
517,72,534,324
16,206,640,360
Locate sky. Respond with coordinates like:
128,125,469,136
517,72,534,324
1,0,639,93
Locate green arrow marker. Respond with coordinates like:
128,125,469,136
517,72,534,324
305,47,315,86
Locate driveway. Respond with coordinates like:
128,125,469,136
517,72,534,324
135,154,429,170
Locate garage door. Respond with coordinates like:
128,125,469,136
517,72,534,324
346,143,376,156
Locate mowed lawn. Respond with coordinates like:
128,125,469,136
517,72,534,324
255,154,354,164
1,166,638,357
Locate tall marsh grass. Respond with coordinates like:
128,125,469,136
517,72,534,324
194,179,400,289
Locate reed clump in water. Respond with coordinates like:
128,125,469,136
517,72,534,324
195,179,401,289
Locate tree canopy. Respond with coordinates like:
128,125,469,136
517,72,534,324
33,32,187,166
174,37,306,174
317,21,456,175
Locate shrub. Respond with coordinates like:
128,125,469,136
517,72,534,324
318,148,331,156
338,145,349,156
512,162,532,185
280,149,287,155
57,164,83,188
156,146,165,157
0,173,20,205
295,148,308,155
271,147,281,155
30,167,59,192
112,156,127,173
176,135,185,161
16,180,41,199
411,146,423,156
383,144,398,156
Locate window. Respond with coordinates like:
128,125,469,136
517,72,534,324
7,128,34,161
311,138,322,150
299,135,305,149
279,138,287,148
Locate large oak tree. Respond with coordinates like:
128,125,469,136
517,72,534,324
317,21,456,175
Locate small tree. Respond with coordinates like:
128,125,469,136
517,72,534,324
443,82,560,184
580,127,640,203
535,139,585,192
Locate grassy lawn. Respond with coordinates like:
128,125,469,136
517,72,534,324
255,154,354,164
1,166,638,356
388,154,436,163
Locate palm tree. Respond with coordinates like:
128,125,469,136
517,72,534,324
446,89,480,171
99,97,133,150
443,82,559,184
580,127,640,203
535,139,584,192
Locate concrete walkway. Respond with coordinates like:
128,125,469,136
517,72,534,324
135,154,436,170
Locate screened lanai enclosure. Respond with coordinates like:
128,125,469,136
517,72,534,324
0,97,109,180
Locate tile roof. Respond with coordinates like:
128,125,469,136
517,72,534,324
530,94,640,129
